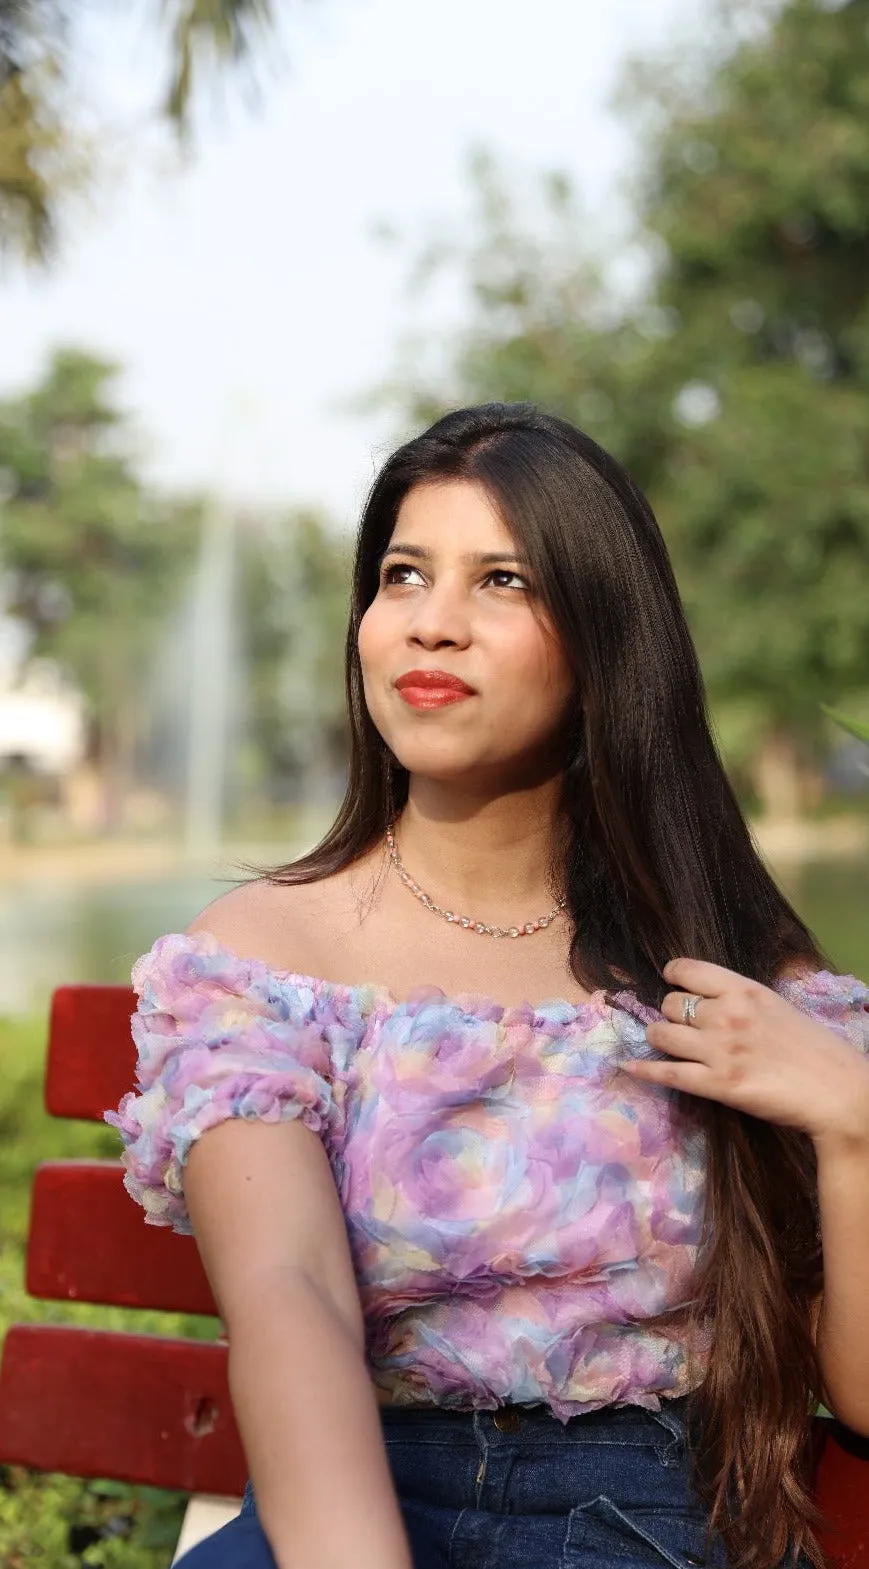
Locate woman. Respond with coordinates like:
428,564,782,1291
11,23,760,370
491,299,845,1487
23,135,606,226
108,403,869,1569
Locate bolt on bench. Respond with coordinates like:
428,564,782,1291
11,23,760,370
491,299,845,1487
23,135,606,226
1,983,868,1567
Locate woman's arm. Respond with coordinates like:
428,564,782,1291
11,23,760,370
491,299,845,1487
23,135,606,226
623,955,869,1434
812,1126,869,1435
184,1115,413,1569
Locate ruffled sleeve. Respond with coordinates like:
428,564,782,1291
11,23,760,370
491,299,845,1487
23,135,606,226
104,931,336,1233
774,967,869,1054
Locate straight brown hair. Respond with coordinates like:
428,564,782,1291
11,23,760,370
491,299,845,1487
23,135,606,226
261,403,830,1568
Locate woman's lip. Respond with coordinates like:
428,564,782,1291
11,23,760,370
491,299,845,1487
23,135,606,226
397,686,474,709
395,670,476,694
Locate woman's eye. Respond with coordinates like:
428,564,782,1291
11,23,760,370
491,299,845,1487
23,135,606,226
380,563,530,591
383,563,425,587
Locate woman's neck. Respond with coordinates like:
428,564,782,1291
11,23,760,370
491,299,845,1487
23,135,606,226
394,782,566,915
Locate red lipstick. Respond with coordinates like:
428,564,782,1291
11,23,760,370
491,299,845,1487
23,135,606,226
395,669,476,710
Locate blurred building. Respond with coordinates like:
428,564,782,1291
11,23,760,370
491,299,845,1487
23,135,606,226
0,661,86,774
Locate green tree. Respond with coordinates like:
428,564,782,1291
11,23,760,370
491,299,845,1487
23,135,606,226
239,506,351,805
384,0,869,814
0,0,277,258
630,0,869,809
0,348,353,834
374,149,661,475
0,346,200,822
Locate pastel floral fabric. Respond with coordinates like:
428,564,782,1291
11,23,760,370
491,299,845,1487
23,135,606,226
106,932,869,1419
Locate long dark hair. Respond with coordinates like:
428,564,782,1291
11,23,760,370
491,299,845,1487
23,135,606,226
263,402,829,1567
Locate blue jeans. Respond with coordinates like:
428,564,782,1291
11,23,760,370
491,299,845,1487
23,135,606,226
172,1398,773,1567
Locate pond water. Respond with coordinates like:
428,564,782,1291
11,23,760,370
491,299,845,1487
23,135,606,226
776,855,869,979
0,868,238,1016
1,854,867,1019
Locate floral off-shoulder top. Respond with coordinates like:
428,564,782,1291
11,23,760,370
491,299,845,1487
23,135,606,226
106,932,869,1421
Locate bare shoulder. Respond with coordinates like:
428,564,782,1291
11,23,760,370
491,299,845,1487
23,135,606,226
186,873,320,939
185,852,384,978
774,954,820,984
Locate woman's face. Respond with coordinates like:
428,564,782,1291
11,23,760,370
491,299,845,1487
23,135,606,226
358,479,575,788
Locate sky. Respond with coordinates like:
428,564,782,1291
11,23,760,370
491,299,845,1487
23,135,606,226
0,0,703,525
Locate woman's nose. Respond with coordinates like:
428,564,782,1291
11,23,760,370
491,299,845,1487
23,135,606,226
406,586,471,649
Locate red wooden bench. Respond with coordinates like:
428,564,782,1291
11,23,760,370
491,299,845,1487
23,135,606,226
0,984,246,1560
0,984,867,1565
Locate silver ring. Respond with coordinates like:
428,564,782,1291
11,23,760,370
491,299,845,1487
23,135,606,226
681,994,700,1026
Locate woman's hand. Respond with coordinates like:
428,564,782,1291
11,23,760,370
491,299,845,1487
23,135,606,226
622,957,869,1151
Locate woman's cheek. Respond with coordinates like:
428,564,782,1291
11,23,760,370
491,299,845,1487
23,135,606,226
356,604,377,669
357,614,391,706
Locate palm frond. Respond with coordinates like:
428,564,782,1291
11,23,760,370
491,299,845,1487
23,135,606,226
158,0,276,127
0,1,68,77
821,706,869,746
0,70,52,255
0,3,73,258
0,0,280,260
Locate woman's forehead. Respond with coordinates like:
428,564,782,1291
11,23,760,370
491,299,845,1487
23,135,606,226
391,479,514,550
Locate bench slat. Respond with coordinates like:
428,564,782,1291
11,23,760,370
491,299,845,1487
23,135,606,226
1,1320,864,1557
27,1161,218,1316
47,985,137,1122
0,1324,245,1496
814,1420,869,1566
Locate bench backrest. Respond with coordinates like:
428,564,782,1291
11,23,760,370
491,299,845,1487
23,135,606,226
0,984,246,1495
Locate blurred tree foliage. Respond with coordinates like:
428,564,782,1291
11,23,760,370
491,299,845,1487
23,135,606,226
0,348,351,826
0,347,201,822
387,0,869,813
0,0,276,259
634,0,869,809
239,506,351,805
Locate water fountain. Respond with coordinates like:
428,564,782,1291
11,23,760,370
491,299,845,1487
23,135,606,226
182,500,238,864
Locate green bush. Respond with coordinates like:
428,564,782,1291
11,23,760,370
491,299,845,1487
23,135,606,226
0,1011,209,1568
0,1471,185,1569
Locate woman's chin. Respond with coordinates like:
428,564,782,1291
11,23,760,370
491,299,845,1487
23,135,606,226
391,750,500,787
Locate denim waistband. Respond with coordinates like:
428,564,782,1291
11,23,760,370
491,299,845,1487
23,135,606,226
379,1396,690,1436
374,1399,687,1443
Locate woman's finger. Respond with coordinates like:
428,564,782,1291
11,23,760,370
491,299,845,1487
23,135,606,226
621,1056,715,1097
662,956,752,999
644,1019,716,1061
659,990,715,1029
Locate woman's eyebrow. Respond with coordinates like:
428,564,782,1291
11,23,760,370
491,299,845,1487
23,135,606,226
379,542,530,566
